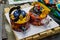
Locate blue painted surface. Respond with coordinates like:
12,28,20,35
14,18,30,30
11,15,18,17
21,10,26,18
14,10,26,18
57,4,60,9
49,0,54,4
38,0,42,2
13,10,20,17
56,11,60,16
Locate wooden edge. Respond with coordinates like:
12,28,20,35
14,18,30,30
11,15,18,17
4,8,10,14
25,36,33,40
32,34,40,40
